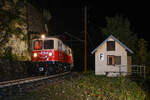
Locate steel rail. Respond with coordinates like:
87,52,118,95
0,71,70,88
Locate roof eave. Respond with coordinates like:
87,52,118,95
91,35,134,55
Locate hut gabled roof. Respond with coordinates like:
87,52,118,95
91,35,134,54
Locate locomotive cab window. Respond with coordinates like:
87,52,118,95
34,40,42,50
44,40,54,49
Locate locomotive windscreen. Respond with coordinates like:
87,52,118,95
34,40,42,50
44,40,54,49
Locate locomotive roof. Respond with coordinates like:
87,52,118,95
32,36,61,41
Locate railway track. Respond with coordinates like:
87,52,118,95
0,71,70,89
0,71,72,100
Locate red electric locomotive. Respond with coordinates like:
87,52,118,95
31,35,73,75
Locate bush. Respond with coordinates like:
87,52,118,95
14,72,149,100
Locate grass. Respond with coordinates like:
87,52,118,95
12,71,150,100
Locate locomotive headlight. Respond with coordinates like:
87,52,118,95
33,53,37,57
49,52,53,56
41,34,45,39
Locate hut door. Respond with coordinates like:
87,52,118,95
127,56,132,75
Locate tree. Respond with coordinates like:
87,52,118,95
101,15,138,52
0,0,26,47
0,0,28,59
137,38,148,65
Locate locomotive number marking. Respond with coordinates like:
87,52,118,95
40,52,49,54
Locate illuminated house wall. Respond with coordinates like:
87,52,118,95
91,35,133,77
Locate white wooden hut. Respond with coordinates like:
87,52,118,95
91,35,133,77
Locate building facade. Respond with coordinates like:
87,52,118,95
91,35,133,77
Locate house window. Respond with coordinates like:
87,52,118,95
107,55,121,65
107,55,115,65
107,41,115,51
115,56,121,65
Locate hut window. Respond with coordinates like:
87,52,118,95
115,56,121,65
107,41,115,51
107,55,121,65
107,55,115,65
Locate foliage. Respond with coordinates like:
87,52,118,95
101,15,138,52
137,38,148,65
146,52,150,67
1,46,18,60
13,72,149,100
0,0,30,60
0,0,25,47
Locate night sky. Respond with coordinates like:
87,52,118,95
37,0,150,43
36,0,150,70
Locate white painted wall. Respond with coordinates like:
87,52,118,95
95,38,127,76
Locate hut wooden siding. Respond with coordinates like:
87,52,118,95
91,35,133,77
